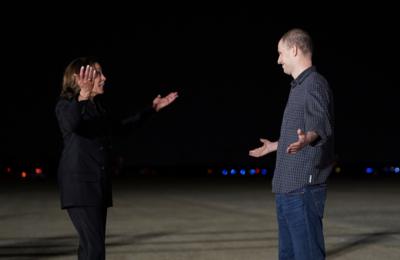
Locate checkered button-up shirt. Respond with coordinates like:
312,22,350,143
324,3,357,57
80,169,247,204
272,66,335,193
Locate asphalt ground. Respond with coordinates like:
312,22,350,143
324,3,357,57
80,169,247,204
1,175,399,259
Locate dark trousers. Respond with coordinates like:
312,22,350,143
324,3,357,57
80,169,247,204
275,184,327,260
67,206,107,260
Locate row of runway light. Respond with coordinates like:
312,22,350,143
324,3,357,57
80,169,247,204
3,166,45,179
365,166,400,175
209,165,400,177
2,165,400,179
207,168,268,176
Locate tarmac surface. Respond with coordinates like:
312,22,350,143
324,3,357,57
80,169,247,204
1,174,399,259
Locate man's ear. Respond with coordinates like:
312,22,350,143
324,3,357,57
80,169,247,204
291,45,298,57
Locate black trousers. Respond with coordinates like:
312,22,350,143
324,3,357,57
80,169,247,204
67,206,107,260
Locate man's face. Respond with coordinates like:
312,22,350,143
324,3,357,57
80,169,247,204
277,39,293,76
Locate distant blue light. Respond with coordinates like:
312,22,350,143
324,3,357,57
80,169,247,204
249,169,256,175
230,169,237,175
261,169,268,175
240,169,246,175
365,167,374,174
394,167,400,174
222,169,228,176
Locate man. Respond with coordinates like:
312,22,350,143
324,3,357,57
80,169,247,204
249,28,334,260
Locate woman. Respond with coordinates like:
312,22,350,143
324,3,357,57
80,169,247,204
55,57,178,259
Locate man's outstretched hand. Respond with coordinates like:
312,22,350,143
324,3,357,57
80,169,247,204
249,138,277,157
286,129,307,154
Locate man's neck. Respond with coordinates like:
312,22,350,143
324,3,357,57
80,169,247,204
292,60,312,79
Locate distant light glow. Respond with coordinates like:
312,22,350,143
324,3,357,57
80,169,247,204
261,169,267,175
222,169,228,176
6,167,12,173
35,168,43,175
335,167,341,173
394,167,400,174
249,169,256,175
240,169,246,175
230,169,237,175
21,171,27,178
365,167,374,174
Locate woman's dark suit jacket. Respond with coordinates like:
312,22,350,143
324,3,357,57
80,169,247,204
55,94,154,209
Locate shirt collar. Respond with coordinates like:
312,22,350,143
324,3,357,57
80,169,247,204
290,66,316,88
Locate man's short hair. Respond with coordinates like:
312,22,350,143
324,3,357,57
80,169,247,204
281,28,313,56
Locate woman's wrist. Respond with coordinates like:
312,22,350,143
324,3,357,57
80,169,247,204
79,91,91,100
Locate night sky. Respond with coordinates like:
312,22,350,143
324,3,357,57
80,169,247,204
2,4,399,170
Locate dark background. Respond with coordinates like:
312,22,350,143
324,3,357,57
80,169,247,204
2,4,399,173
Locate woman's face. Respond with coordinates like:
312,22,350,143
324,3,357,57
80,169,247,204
92,63,107,95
